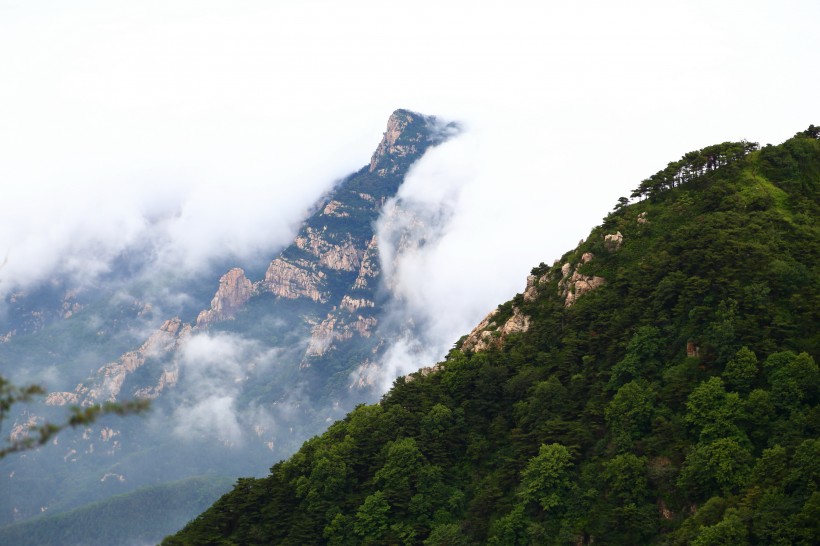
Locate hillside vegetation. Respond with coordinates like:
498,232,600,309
164,128,819,545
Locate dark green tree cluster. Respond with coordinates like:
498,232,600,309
630,140,758,201
164,127,819,545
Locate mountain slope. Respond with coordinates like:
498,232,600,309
0,110,457,543
163,127,819,545
0,476,233,546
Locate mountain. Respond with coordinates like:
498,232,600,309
163,127,819,545
0,109,458,544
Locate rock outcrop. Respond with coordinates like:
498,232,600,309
321,200,349,217
49,317,191,406
369,110,422,174
604,231,624,251
352,236,381,290
339,295,375,312
196,268,253,327
523,272,552,303
558,253,606,307
45,392,80,406
262,258,328,302
133,368,179,400
461,306,531,353
304,314,378,360
295,228,363,272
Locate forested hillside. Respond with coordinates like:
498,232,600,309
164,127,819,545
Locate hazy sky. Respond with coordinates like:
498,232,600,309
2,0,818,372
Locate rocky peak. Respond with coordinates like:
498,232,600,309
367,109,439,176
196,268,253,327
369,109,416,172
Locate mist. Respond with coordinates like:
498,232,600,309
2,0,817,301
0,0,817,443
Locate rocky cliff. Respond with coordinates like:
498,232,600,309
196,268,253,326
44,109,449,416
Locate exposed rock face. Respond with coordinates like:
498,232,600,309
295,228,363,272
370,110,421,174
304,313,378,359
49,317,191,406
91,318,190,403
604,231,624,251
340,295,375,312
500,307,530,336
559,255,606,307
321,200,349,217
45,392,80,406
320,240,362,271
461,306,531,353
353,236,381,290
262,258,328,302
133,368,179,400
196,268,253,327
523,272,552,302
461,309,499,352
404,362,444,383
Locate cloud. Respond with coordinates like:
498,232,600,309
170,332,279,445
370,123,584,387
1,0,818,380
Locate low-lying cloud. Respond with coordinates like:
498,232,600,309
171,332,279,446
2,0,818,402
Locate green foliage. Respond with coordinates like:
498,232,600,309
605,379,656,450
691,512,749,545
722,347,759,393
353,491,391,544
166,130,820,545
678,437,752,495
604,453,648,504
519,443,573,511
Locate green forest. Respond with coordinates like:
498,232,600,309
163,127,819,545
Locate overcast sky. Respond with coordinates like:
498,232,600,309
2,0,818,373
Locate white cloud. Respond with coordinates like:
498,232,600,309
171,332,279,444
1,0,818,380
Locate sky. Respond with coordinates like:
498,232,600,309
1,0,819,378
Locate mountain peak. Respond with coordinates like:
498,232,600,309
369,109,432,174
